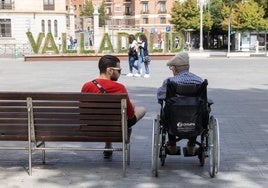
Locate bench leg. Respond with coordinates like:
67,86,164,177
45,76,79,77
28,142,32,176
42,142,46,164
127,143,130,165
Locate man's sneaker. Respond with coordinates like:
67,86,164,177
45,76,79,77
103,143,113,159
103,150,113,159
126,73,133,77
134,73,141,77
166,145,178,155
186,142,196,156
144,74,150,78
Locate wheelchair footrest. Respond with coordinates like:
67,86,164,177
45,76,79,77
166,146,181,155
183,147,199,157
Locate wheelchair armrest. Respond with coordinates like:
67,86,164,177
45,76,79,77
208,98,214,106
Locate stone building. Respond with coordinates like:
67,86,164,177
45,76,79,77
0,0,70,56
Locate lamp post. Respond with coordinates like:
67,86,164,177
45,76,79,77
199,0,204,51
227,0,239,54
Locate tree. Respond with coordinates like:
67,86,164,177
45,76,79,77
81,0,94,17
221,0,268,31
209,0,224,33
81,0,107,27
170,0,212,32
98,2,108,27
170,0,199,31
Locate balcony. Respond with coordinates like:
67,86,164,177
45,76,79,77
125,12,132,16
158,10,167,14
104,0,112,4
44,4,55,11
141,10,149,14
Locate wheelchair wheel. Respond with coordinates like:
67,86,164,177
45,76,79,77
151,115,160,177
159,129,167,166
208,115,220,177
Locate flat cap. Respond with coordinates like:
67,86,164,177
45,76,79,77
166,52,189,67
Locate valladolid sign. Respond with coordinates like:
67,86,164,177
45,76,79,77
26,32,185,54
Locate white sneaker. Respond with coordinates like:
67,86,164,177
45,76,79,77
134,73,141,77
126,73,133,77
144,74,150,78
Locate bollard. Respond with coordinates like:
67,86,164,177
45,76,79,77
14,48,19,59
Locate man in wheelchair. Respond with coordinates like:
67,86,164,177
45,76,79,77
157,52,204,155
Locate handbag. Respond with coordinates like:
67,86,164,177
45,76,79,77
128,47,138,60
143,56,151,64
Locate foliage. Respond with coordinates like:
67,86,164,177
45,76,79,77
222,0,268,31
81,0,94,17
209,0,224,33
26,32,44,54
98,2,108,27
41,33,59,54
170,0,212,32
81,0,107,27
170,0,199,31
117,32,129,53
79,33,95,54
98,33,114,53
171,32,185,52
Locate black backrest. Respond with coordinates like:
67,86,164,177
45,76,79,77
164,79,209,137
166,79,208,100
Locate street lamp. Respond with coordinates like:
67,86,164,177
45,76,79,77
227,0,239,54
199,0,204,51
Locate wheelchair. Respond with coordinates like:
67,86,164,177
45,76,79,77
152,79,220,178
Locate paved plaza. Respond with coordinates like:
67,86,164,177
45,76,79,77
0,56,267,188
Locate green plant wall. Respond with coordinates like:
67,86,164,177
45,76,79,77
98,33,114,53
26,32,45,54
41,32,59,54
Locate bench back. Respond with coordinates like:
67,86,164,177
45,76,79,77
0,92,127,143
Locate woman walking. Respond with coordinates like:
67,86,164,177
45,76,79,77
127,34,139,77
138,34,150,78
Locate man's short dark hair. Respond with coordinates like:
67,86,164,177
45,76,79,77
98,55,120,74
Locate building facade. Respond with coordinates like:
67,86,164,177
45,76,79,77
0,0,69,56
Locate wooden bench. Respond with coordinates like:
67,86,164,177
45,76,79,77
0,92,129,176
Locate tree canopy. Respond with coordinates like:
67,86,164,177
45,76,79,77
170,0,268,33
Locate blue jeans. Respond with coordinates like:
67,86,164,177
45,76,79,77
144,60,150,74
137,55,143,74
128,56,138,73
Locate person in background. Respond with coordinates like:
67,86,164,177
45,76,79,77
157,52,203,155
81,55,146,158
138,34,150,78
57,37,62,52
127,34,139,77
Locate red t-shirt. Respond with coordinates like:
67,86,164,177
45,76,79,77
81,79,135,119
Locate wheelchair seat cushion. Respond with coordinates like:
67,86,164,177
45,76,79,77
163,96,205,138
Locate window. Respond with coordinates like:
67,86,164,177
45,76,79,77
125,6,131,15
159,2,166,13
0,18,11,37
142,3,149,13
41,20,45,33
160,17,166,24
106,7,112,15
143,18,148,24
1,0,12,9
44,0,54,10
114,6,121,12
54,20,58,37
48,20,51,33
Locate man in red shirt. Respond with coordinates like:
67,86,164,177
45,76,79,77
81,55,146,158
